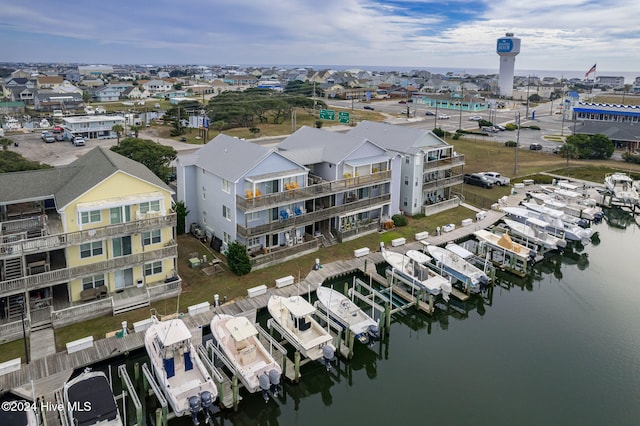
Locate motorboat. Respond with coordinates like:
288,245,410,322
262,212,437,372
502,218,567,251
604,172,640,206
144,317,218,423
521,202,589,228
527,190,603,221
267,295,335,367
39,118,51,128
426,244,489,293
474,228,536,272
503,206,593,242
0,397,39,426
316,286,379,344
210,314,282,401
63,368,123,426
381,247,452,301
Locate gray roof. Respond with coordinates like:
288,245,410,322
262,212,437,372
574,121,640,142
277,126,382,165
348,120,450,154
193,134,279,182
0,147,172,208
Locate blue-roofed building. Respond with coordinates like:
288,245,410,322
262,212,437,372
572,102,640,124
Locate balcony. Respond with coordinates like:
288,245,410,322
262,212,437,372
0,214,176,260
423,154,465,172
422,174,464,192
0,244,178,297
334,220,381,243
237,170,391,212
237,193,391,238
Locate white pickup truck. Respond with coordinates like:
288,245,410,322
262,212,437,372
481,172,511,186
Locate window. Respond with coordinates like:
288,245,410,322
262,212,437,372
142,230,161,246
223,205,231,221
80,210,101,224
112,236,132,257
139,200,160,214
145,261,163,276
404,175,409,185
248,237,261,248
403,197,408,207
405,155,410,164
203,211,207,225
80,241,103,258
246,211,260,222
110,206,131,224
82,274,105,291
223,232,231,244
222,179,231,193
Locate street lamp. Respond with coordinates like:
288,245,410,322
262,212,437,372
458,89,463,131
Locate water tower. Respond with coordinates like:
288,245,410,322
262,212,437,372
496,32,521,97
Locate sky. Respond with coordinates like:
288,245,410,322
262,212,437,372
1,0,638,74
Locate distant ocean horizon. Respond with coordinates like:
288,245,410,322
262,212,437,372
243,64,638,84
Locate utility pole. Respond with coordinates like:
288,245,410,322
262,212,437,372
514,112,520,176
458,87,463,131
525,75,531,119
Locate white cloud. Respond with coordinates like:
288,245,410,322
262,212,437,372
0,0,636,71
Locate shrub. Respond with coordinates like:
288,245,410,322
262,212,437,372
315,120,323,128
526,125,541,130
392,214,408,227
432,127,445,137
226,241,252,276
505,123,518,131
452,133,461,140
622,152,640,164
505,140,518,147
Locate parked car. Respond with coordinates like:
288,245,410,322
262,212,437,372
463,173,493,188
481,172,511,186
41,131,55,143
529,143,543,151
425,111,435,116
469,115,483,121
73,136,86,146
363,105,375,110
553,144,564,154
494,124,506,131
398,100,407,104
438,114,450,119
481,126,498,133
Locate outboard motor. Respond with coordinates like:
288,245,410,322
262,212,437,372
593,211,604,224
259,372,271,402
478,274,490,290
367,324,380,343
188,395,201,425
577,218,589,228
268,369,281,397
322,345,335,371
528,250,537,263
200,390,219,422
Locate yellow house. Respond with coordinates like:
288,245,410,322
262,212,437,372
0,147,181,339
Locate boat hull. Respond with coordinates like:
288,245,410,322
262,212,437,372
316,287,379,344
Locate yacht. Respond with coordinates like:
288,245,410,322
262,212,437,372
63,368,123,426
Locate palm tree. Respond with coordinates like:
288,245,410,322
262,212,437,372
112,124,124,145
130,125,142,138
558,143,578,167
0,137,13,151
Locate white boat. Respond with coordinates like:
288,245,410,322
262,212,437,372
502,218,567,251
210,314,282,401
426,245,489,293
144,317,218,422
316,286,379,344
521,202,589,228
267,295,335,365
39,118,51,128
527,188,603,221
474,228,537,277
381,247,452,301
63,369,123,426
604,172,640,206
503,206,593,242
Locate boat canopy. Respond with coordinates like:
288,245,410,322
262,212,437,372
525,217,549,227
406,250,431,264
281,296,316,318
157,319,192,347
445,243,473,259
225,316,258,341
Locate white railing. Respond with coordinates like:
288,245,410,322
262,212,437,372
51,297,114,328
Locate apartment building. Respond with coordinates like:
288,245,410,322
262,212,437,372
61,114,125,140
348,121,465,216
177,128,400,269
0,147,180,342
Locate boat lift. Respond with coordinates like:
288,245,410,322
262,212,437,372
117,364,143,426
141,363,169,426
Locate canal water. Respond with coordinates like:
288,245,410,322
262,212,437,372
105,211,640,426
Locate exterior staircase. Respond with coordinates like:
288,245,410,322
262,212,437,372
7,294,26,321
3,256,23,281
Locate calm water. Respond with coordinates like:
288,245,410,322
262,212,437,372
110,211,640,426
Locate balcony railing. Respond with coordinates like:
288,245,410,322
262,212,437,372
422,174,464,191
0,244,178,297
0,318,30,342
51,297,113,328
423,154,465,172
250,239,319,268
236,170,391,211
335,221,381,243
0,214,176,260
237,193,391,238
